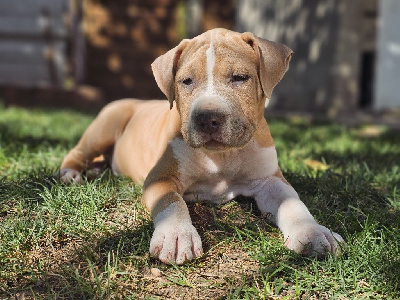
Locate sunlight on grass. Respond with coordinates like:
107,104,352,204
0,105,399,299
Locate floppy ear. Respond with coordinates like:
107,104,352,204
241,32,293,99
151,39,190,109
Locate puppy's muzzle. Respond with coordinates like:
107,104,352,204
193,108,227,135
185,97,253,149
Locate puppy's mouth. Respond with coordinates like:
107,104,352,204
203,139,228,151
184,131,230,151
182,117,255,151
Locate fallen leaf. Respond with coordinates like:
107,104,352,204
304,159,329,171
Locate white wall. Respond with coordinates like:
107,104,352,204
375,0,400,110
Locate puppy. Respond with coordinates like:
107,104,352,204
56,28,344,264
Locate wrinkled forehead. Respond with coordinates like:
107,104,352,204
177,31,258,74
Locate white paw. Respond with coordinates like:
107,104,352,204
284,221,344,256
54,168,83,184
150,218,203,265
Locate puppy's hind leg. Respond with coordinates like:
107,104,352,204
85,153,112,180
55,100,136,184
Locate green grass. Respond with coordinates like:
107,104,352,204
0,104,399,299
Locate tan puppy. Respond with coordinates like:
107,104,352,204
57,28,343,264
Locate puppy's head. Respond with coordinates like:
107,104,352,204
152,28,293,151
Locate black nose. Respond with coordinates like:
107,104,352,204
193,109,227,134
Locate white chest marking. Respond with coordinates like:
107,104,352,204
170,138,279,203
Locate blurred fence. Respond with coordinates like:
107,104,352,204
0,0,399,116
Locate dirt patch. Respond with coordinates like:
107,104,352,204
7,200,274,299
139,243,261,299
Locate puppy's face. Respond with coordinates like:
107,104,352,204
175,34,264,151
151,28,293,151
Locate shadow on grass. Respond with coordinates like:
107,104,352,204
3,225,154,299
270,119,400,145
287,170,399,225
1,155,399,298
319,154,397,176
0,169,55,206
0,168,271,298
0,123,78,154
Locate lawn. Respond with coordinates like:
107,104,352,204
0,103,399,299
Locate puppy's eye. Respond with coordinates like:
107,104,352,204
182,78,193,86
232,74,250,83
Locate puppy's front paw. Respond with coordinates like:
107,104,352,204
150,220,203,265
54,168,83,184
284,222,344,256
